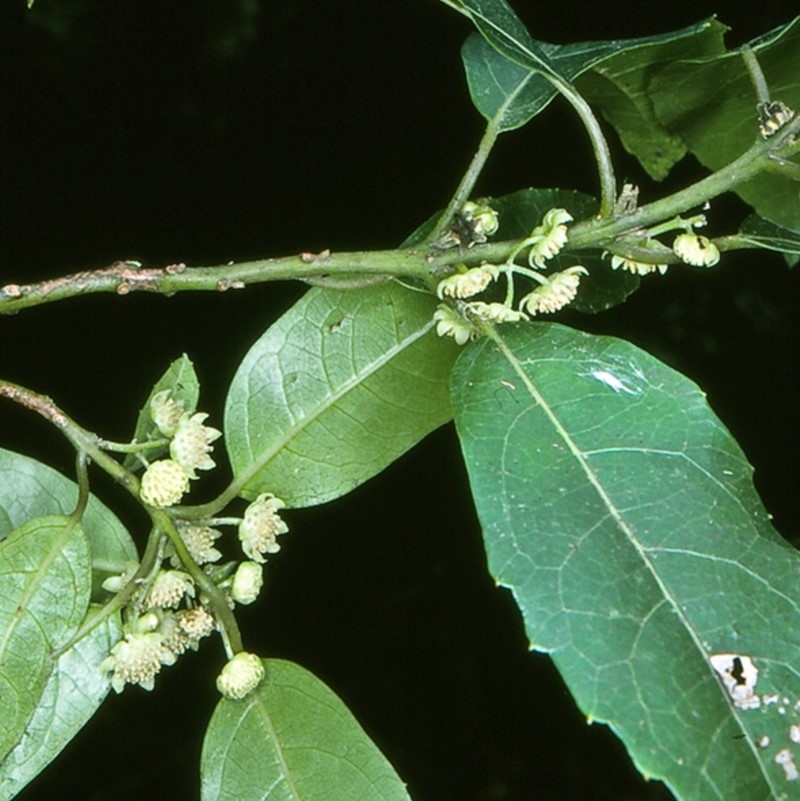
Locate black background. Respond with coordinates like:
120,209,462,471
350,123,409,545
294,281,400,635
1,2,798,800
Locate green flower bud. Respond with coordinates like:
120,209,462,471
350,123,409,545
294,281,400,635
216,652,265,700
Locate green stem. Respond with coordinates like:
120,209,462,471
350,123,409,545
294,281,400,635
741,46,771,104
429,119,501,242
544,74,617,217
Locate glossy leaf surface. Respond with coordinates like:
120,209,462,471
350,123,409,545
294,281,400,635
738,214,800,261
225,283,457,507
0,517,90,764
462,20,718,134
201,659,411,801
452,323,800,801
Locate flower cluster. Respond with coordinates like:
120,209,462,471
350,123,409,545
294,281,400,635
519,267,588,316
436,264,499,300
139,392,221,507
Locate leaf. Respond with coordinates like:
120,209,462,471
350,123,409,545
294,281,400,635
487,187,640,312
224,282,457,507
463,20,721,135
574,21,727,179
583,16,800,230
452,323,800,801
201,659,411,801
0,614,120,801
123,353,200,471
0,516,91,764
738,214,800,261
0,446,137,592
0,449,135,792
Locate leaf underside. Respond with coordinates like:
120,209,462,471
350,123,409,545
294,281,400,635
225,283,458,508
201,659,411,801
452,323,800,801
0,449,134,799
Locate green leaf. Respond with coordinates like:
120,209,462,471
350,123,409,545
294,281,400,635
224,283,457,507
0,614,120,801
201,659,411,801
450,0,557,76
0,516,91,764
583,16,800,230
452,323,800,801
0,447,137,592
0,449,135,792
123,353,200,471
463,20,721,134
488,187,640,312
738,214,800,261
575,20,727,179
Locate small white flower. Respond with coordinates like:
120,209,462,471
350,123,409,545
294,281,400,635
436,264,499,299
528,208,573,268
231,562,264,605
433,303,478,345
519,266,588,316
150,390,185,437
145,570,195,609
140,459,190,507
178,606,216,642
238,493,288,563
172,525,222,567
216,652,265,700
100,629,176,693
610,255,668,276
466,302,528,324
169,412,222,479
673,233,720,267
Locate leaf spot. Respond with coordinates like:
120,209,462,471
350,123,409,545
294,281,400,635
775,748,799,781
709,653,761,710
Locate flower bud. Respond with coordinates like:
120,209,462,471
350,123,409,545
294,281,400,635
216,652,265,700
231,562,264,605
673,233,720,267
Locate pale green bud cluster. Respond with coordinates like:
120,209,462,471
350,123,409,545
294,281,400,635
216,652,265,700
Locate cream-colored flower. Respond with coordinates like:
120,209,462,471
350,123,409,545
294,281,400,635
178,607,216,642
172,525,222,567
436,264,499,299
610,255,668,276
169,412,222,479
238,493,288,563
466,302,528,324
433,303,478,345
231,561,264,605
100,630,176,693
150,390,185,437
519,266,588,316
528,208,573,268
140,459,190,507
216,652,265,700
673,233,720,267
145,570,195,610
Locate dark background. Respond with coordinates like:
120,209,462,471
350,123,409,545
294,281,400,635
1,2,798,800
